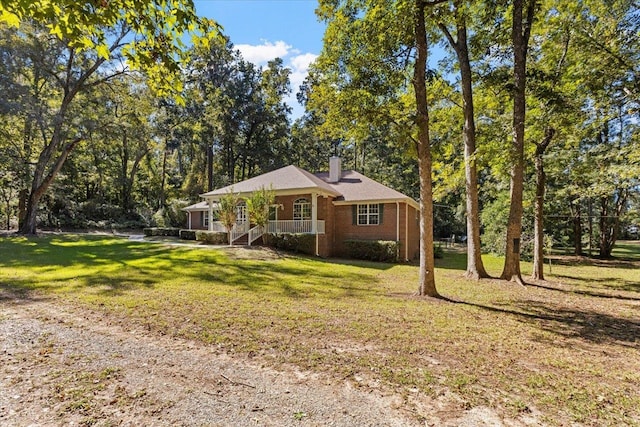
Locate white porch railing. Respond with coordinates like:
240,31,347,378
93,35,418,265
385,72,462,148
209,221,227,232
266,220,325,235
248,225,264,245
231,222,249,242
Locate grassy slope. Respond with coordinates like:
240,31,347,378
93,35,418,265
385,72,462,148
1,235,639,426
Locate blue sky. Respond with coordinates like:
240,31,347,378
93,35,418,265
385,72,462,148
194,0,326,118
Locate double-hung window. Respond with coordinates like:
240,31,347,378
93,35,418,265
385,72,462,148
357,203,380,225
293,198,311,220
202,211,209,228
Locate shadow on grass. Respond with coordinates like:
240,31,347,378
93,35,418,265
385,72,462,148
433,251,468,271
0,234,381,300
549,256,640,270
300,255,397,271
541,276,640,294
443,296,640,349
0,234,172,269
529,281,640,301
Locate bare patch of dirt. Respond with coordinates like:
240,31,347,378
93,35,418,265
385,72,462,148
0,291,514,426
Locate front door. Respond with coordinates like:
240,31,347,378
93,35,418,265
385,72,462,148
236,202,247,224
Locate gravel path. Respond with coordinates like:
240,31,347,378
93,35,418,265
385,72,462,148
0,293,422,426
1,291,518,426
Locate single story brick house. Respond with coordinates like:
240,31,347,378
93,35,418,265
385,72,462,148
183,157,419,260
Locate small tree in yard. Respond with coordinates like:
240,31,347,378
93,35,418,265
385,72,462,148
246,186,275,244
218,191,238,246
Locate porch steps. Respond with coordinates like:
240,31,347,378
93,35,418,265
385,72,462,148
232,235,265,246
232,234,249,245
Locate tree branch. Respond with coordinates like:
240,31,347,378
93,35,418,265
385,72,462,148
534,127,555,155
423,0,449,6
438,22,457,52
36,137,83,199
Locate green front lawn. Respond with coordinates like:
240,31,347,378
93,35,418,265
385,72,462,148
1,234,639,426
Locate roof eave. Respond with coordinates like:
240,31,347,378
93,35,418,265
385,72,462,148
333,198,419,210
201,187,340,200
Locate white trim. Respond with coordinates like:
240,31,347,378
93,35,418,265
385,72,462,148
356,203,380,226
267,220,324,234
333,198,419,210
293,197,312,221
405,203,409,261
268,204,279,221
188,212,192,230
311,193,318,233
396,201,400,242
208,200,214,232
312,193,319,255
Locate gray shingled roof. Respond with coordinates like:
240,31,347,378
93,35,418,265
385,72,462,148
201,165,340,197
182,201,216,211
201,165,417,208
316,170,418,207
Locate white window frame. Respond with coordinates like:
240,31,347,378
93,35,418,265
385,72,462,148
357,203,380,225
203,211,209,228
236,201,247,223
293,198,311,220
268,204,279,221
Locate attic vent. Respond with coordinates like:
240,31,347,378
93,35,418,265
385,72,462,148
329,156,342,183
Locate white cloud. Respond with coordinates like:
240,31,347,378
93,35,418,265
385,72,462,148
287,53,318,118
289,53,318,88
235,41,318,118
290,53,318,73
236,40,292,65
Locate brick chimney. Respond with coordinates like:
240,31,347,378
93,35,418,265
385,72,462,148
328,156,342,183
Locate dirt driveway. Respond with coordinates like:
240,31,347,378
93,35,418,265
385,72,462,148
1,291,512,426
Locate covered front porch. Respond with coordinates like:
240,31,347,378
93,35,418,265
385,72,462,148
203,192,329,251
207,219,326,235
207,219,326,243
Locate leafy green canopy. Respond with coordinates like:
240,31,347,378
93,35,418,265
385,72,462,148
0,0,219,99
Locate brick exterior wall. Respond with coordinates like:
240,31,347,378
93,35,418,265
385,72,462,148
272,194,333,257
331,202,420,260
188,195,419,260
405,204,420,260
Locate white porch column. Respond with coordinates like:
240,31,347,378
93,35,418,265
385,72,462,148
405,203,409,261
312,193,319,256
396,202,400,242
311,193,318,233
396,202,400,260
208,199,214,232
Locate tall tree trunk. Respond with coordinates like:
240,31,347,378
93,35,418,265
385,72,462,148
414,0,439,297
15,34,121,235
501,0,535,285
598,190,627,258
19,136,82,235
124,147,151,213
531,127,555,280
207,143,214,191
17,189,27,230
438,8,489,280
160,149,168,209
570,199,583,256
6,201,10,230
120,134,130,211
599,197,612,258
